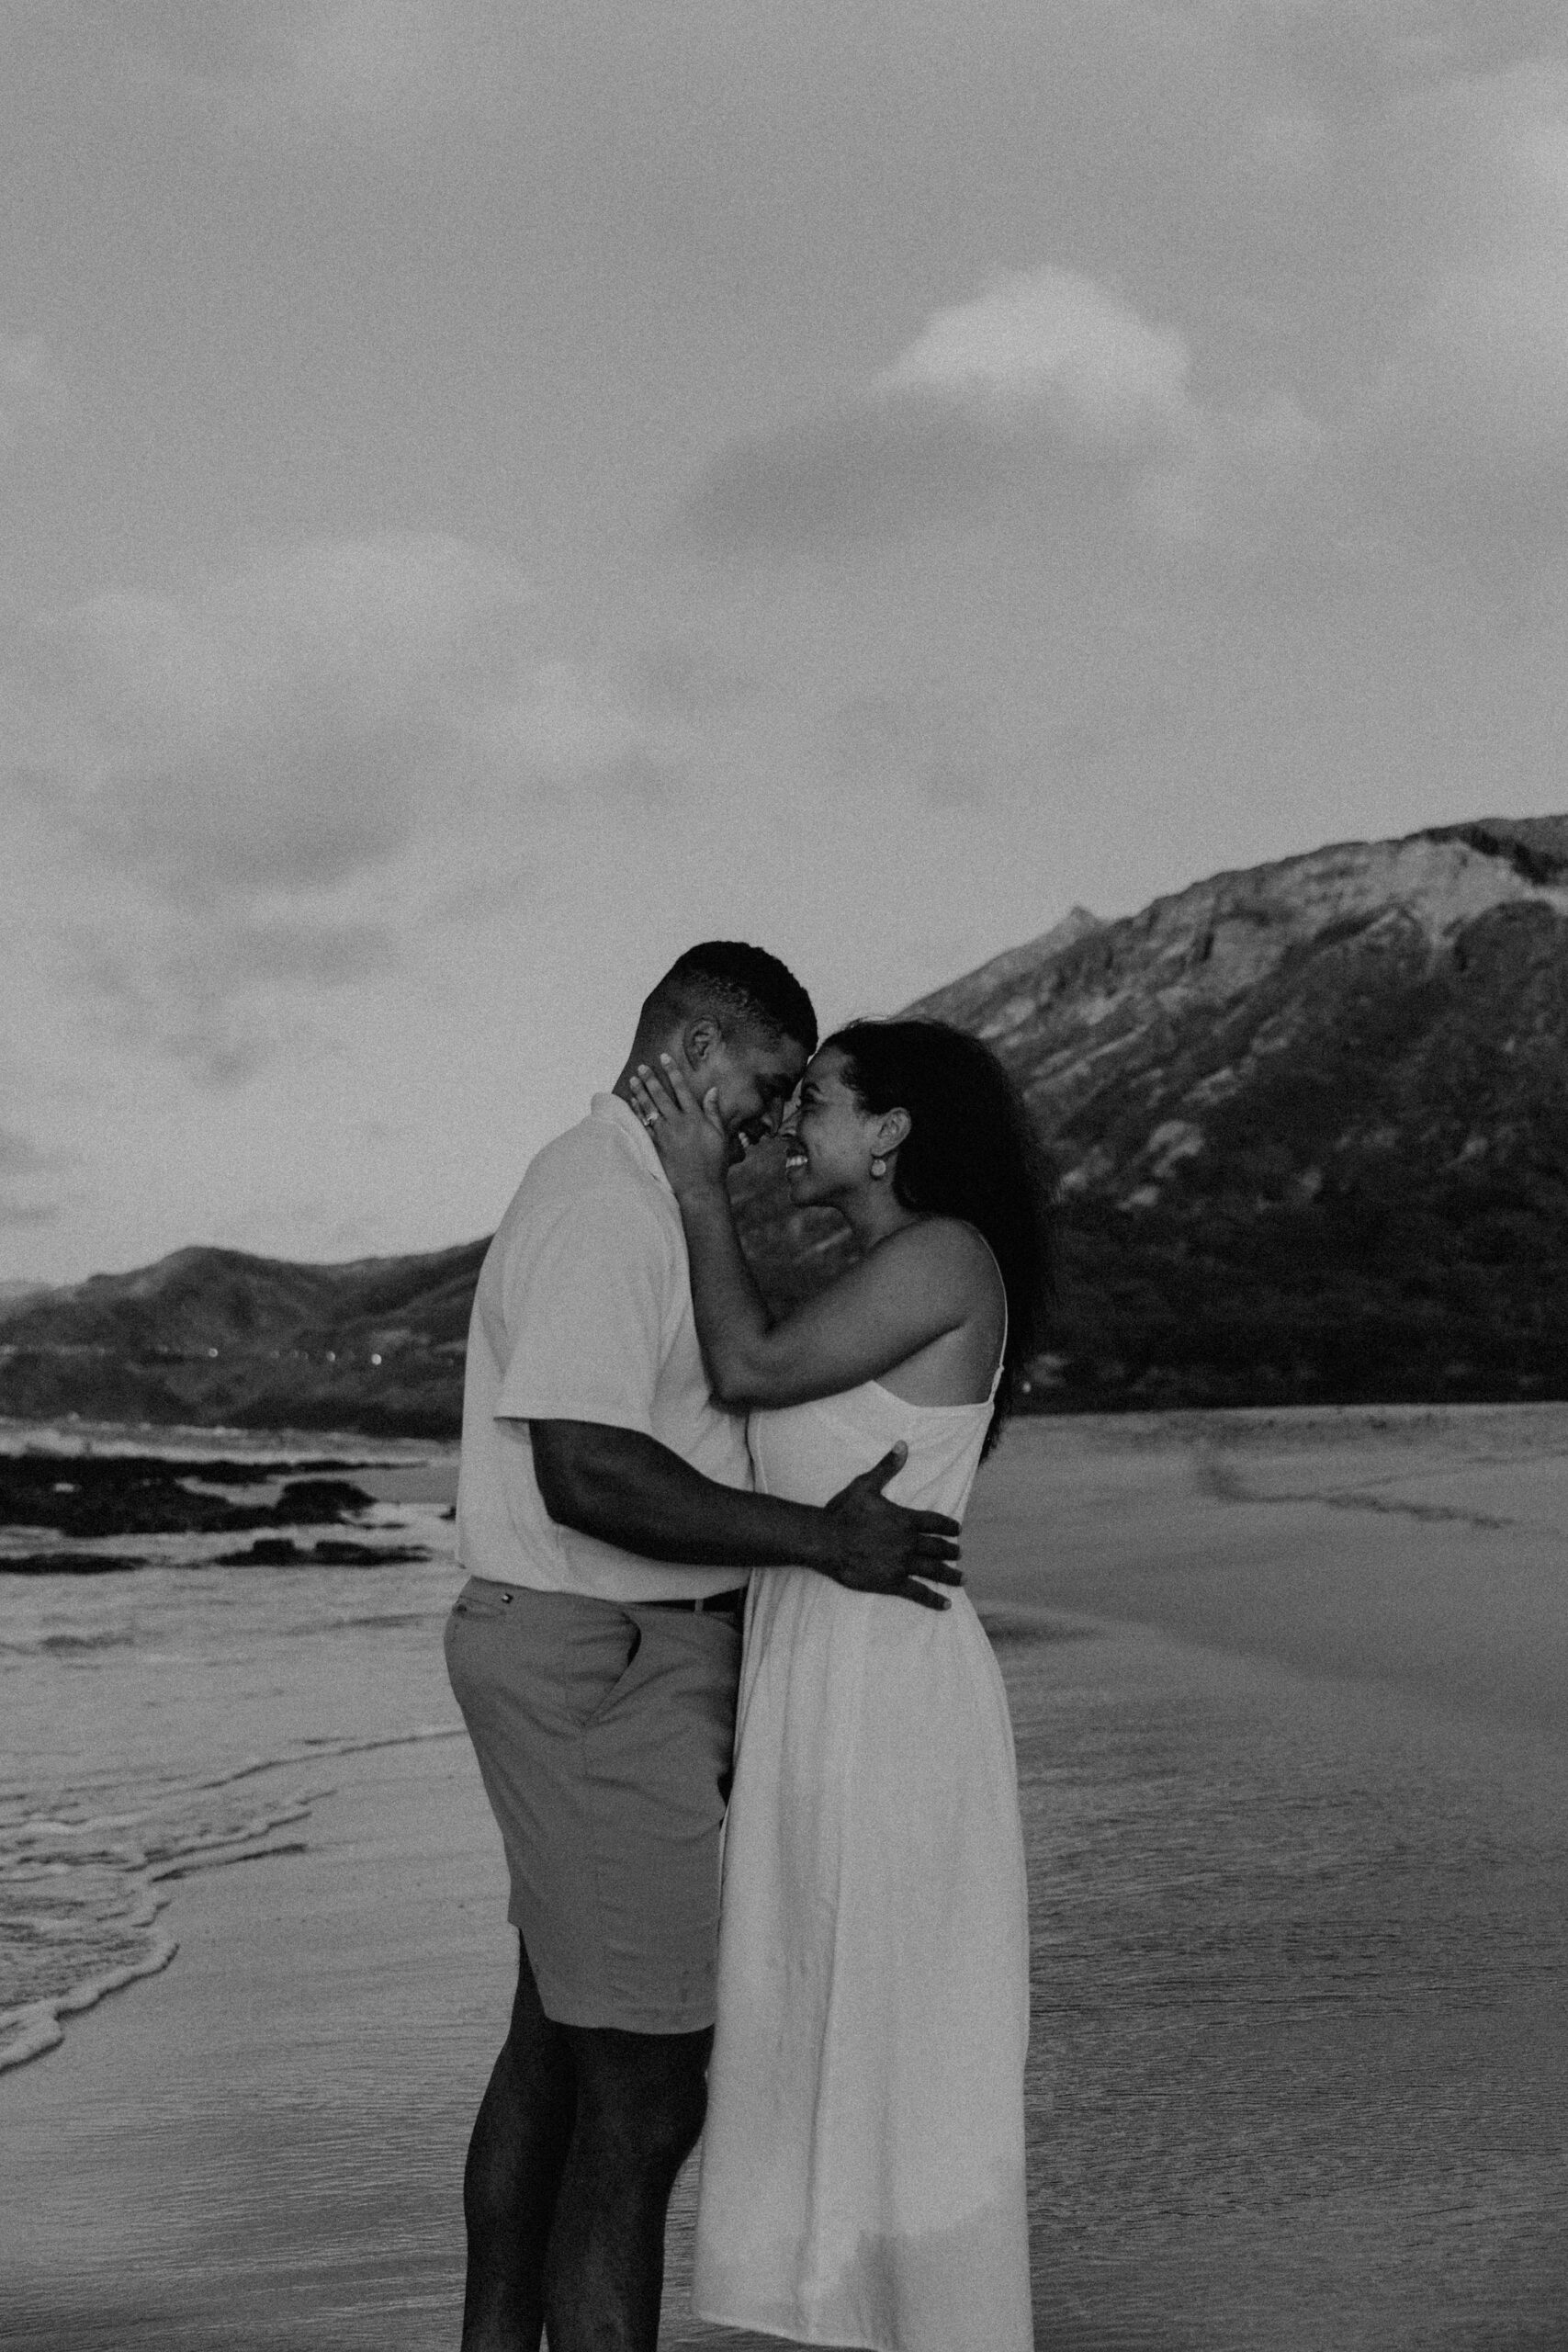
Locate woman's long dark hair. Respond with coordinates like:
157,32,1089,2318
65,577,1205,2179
827,1018,1055,1454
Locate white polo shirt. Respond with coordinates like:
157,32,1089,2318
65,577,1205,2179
455,1091,754,1603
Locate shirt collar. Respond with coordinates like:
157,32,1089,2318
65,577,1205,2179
591,1090,672,1193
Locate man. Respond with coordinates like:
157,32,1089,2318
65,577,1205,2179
445,942,964,2352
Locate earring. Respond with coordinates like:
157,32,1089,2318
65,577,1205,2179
870,1156,887,1179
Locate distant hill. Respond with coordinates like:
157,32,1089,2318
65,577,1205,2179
5,814,1566,1433
908,816,1568,1409
0,1239,488,1435
0,1281,52,1313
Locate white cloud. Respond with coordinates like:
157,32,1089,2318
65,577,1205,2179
683,266,1317,554
875,268,1195,447
9,532,671,906
11,533,537,901
3,532,671,1081
62,904,403,1090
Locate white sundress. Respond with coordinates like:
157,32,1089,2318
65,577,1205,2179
691,1372,1033,2351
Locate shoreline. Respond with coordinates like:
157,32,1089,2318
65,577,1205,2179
0,1414,458,1460
0,1710,790,2350
6,1405,1567,2346
1014,1392,1568,1452
0,1905,179,2078
7,1390,1568,1466
1,1722,508,2349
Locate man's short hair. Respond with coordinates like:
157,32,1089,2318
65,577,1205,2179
640,942,818,1055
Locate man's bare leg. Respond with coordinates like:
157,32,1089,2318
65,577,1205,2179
460,1942,578,2352
542,2022,713,2352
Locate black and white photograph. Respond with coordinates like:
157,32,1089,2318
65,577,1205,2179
3,6,1567,2347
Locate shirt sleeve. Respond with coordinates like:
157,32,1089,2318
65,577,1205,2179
492,1183,672,1433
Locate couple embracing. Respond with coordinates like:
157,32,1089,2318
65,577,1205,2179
446,942,1048,2352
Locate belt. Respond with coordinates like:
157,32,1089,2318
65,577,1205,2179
645,1586,747,1618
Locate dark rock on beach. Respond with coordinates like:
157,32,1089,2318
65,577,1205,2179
0,1453,376,1540
1,1552,152,1576
211,1536,430,1567
272,1478,380,1523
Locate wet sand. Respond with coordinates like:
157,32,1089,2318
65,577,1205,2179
977,1400,1568,1745
0,1684,785,2349
2,1728,498,2349
5,1404,1566,2349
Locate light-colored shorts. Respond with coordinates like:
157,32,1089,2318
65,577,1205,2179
444,1577,742,2034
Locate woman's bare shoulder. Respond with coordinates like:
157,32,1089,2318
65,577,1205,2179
881,1216,1001,1294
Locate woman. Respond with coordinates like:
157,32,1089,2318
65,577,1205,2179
627,1017,1049,2352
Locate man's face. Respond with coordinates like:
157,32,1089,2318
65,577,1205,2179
688,1024,809,1154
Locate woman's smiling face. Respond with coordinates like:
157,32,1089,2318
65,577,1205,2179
783,1046,888,1204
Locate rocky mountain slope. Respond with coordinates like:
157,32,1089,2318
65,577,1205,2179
909,816,1568,1407
5,815,1565,1430
0,1239,486,1434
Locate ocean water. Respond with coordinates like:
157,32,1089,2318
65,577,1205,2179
5,1409,1567,2348
0,1421,461,2073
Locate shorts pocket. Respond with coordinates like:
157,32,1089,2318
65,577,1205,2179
558,1611,644,1733
447,1576,515,1623
443,1580,516,1713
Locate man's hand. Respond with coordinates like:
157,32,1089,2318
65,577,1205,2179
529,1422,961,1591
627,1055,732,1195
818,1442,963,1611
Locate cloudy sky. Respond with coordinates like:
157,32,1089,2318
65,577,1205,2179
5,0,1568,1283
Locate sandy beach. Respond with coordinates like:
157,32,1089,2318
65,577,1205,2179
6,1405,1568,2349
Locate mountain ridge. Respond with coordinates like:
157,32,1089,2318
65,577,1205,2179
5,813,1566,1430
0,1238,488,1435
908,814,1568,1408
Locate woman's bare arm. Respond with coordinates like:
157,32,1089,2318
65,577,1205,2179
690,1206,978,1406
626,1058,980,1408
